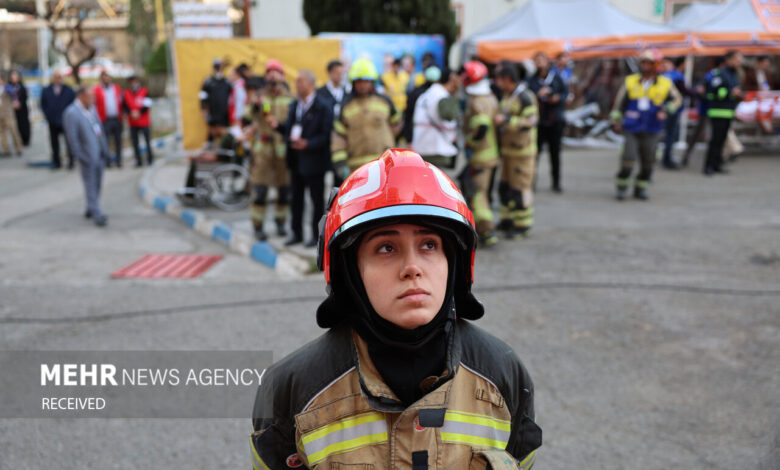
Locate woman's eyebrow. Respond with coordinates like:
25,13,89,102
414,229,436,235
366,230,399,241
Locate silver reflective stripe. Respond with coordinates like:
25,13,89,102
301,412,388,465
250,435,270,470
518,450,536,470
304,418,386,457
440,419,511,447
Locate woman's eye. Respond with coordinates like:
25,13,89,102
422,240,438,251
377,244,394,253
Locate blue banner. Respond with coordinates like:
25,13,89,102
319,32,446,74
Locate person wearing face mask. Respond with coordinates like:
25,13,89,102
244,60,294,241
251,149,541,470
122,76,153,167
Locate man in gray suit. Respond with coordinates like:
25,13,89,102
63,86,109,226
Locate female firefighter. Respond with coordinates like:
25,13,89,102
251,149,541,469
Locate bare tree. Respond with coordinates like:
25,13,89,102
44,1,99,84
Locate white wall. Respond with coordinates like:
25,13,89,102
249,0,310,39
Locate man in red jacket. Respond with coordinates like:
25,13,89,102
94,71,123,167
123,76,153,167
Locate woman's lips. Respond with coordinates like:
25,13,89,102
398,288,430,302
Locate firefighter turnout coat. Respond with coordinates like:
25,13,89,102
331,92,402,170
251,322,541,469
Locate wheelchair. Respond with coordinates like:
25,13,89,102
176,135,251,212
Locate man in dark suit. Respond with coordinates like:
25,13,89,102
41,71,77,168
316,60,348,120
267,70,333,247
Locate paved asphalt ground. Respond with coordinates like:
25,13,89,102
0,124,778,469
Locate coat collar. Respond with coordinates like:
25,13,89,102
350,323,462,412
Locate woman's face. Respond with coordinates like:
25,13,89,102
357,223,449,330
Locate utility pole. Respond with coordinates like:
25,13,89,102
155,0,166,44
36,0,50,84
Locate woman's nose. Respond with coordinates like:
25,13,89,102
400,251,423,280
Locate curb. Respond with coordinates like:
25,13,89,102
137,139,310,277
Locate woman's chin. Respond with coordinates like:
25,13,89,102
385,308,438,330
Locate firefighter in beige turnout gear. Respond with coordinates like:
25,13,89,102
460,61,500,247
251,150,541,469
494,64,539,237
248,60,294,240
331,58,401,184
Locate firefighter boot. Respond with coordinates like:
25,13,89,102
633,185,649,201
254,225,267,242
479,230,499,247
275,218,287,237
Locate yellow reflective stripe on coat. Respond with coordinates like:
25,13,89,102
250,436,271,470
366,100,391,116
471,145,499,163
469,113,492,129
300,411,388,465
518,450,536,470
347,154,381,168
333,120,348,136
440,410,511,449
332,150,348,163
342,103,362,121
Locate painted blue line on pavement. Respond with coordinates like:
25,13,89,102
180,210,197,228
211,223,232,243
153,195,173,212
250,242,278,268
139,185,147,199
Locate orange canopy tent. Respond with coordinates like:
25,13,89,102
466,0,780,63
669,0,780,57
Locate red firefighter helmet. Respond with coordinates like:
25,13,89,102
265,59,284,75
316,149,483,327
461,60,488,86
